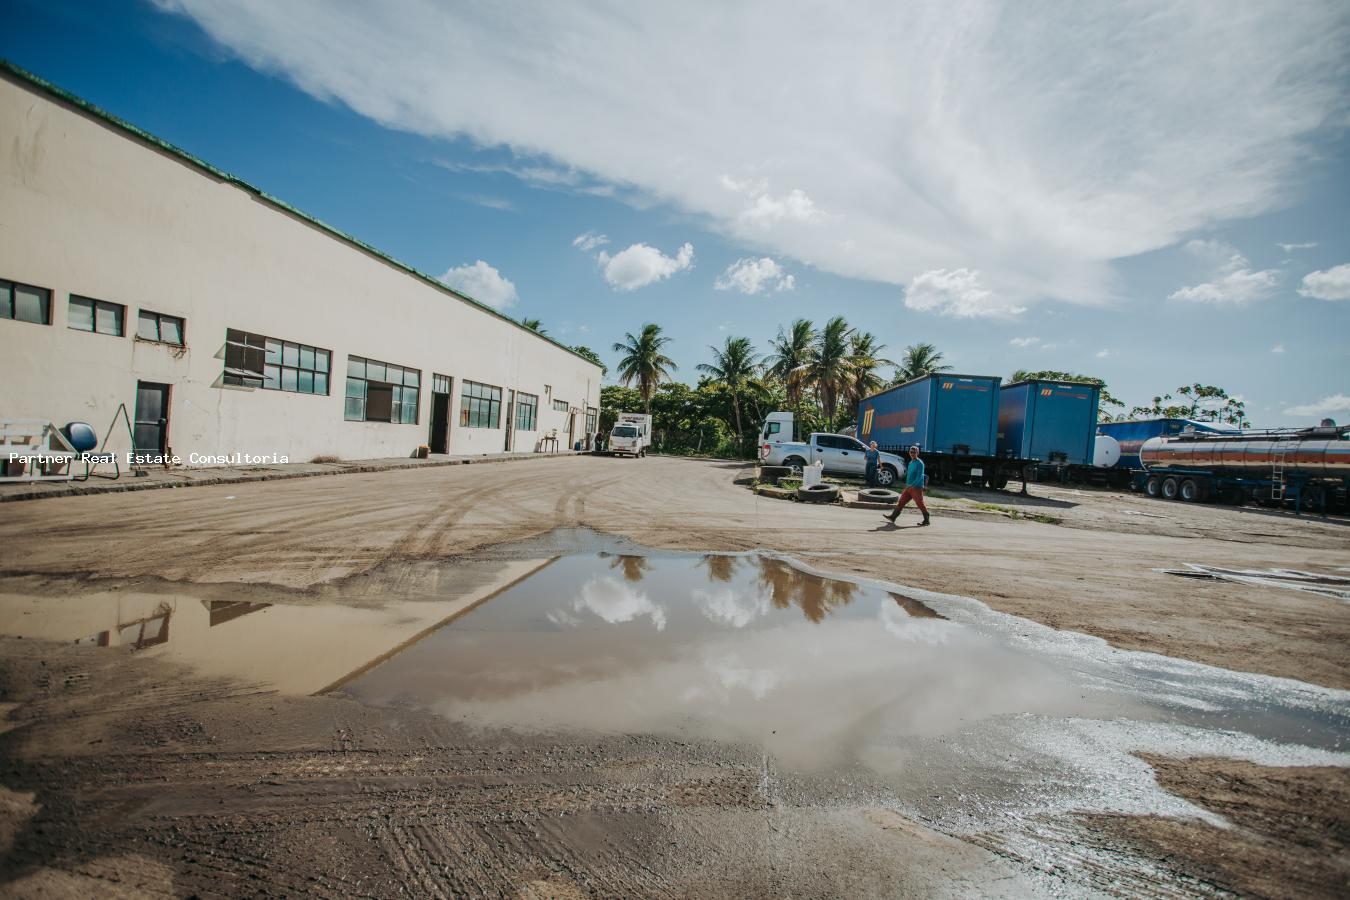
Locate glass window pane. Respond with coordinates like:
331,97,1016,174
300,345,315,370
366,361,386,382
264,365,280,389
402,399,417,424
137,311,158,340
314,372,328,395
404,369,419,387
282,342,299,367
161,317,183,345
298,369,314,393
347,357,365,379
96,302,121,335
68,297,94,332
265,339,282,365
281,367,298,391
315,348,329,372
388,365,403,384
344,397,365,421
15,286,48,324
345,377,366,399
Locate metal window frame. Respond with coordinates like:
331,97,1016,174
226,328,331,395
68,294,125,336
1,278,52,325
346,354,421,424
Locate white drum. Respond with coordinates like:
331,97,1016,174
1093,434,1121,468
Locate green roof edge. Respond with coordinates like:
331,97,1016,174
0,58,602,374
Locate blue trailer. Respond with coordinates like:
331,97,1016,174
857,374,1002,485
997,380,1101,467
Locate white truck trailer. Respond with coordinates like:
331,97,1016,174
607,413,652,457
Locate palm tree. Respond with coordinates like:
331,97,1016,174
845,331,893,418
803,316,854,427
892,342,951,384
521,318,547,335
612,324,678,416
697,336,761,456
764,319,815,421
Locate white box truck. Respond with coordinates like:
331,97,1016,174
607,413,652,457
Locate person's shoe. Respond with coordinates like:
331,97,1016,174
918,516,930,527
882,512,898,523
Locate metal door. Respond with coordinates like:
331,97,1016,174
504,390,516,451
134,381,169,453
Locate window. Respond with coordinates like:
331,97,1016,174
586,407,598,434
68,295,124,336
432,374,451,395
1,279,51,325
553,399,569,413
138,310,185,346
345,355,420,423
612,425,637,438
225,328,330,394
815,435,846,449
764,421,781,437
460,380,502,428
515,392,538,431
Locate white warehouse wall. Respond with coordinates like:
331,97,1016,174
0,68,601,465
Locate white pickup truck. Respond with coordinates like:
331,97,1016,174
759,413,905,486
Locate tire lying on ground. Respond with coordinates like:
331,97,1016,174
797,483,840,503
857,488,900,504
759,465,792,485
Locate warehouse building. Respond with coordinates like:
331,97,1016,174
0,62,601,466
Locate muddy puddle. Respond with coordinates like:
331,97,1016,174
2,527,1348,870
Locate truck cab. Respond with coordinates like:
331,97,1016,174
759,411,794,455
608,413,652,457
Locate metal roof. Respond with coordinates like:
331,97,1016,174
0,59,602,372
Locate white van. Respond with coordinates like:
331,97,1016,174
608,413,652,457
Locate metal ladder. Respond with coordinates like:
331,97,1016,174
1271,441,1288,501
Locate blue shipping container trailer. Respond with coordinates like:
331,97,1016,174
857,374,1005,486
997,380,1101,468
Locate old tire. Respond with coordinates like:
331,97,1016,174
874,465,899,487
1161,476,1180,500
759,465,792,485
797,484,840,503
859,488,900,504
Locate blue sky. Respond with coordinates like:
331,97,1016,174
4,0,1348,425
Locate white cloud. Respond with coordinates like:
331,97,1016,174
573,575,667,630
1183,239,1250,273
157,1,1350,310
904,269,1025,319
1271,343,1286,354
437,259,518,309
1009,336,1040,347
714,257,795,294
1095,348,1112,359
572,230,610,252
1277,241,1318,252
1283,394,1350,418
596,242,694,291
1298,263,1350,301
1168,268,1280,305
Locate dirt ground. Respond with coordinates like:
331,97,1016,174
0,455,1347,896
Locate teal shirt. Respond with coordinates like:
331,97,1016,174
905,457,925,488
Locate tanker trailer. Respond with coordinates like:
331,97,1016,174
1139,423,1350,512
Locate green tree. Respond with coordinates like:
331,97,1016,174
520,318,547,335
1010,370,1123,421
764,319,816,427
844,331,893,420
891,342,951,384
804,316,854,427
570,344,607,375
697,337,762,457
1129,383,1249,427
612,324,678,416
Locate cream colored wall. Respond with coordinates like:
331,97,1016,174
0,75,601,464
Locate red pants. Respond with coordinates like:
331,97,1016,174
895,487,928,516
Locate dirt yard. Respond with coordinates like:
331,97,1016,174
1,455,1347,896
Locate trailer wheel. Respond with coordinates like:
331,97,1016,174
1161,477,1180,500
1179,478,1201,502
875,465,898,487
1145,475,1162,497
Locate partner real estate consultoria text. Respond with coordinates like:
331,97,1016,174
8,451,291,466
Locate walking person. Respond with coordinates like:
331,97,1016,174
883,445,930,526
864,440,880,487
